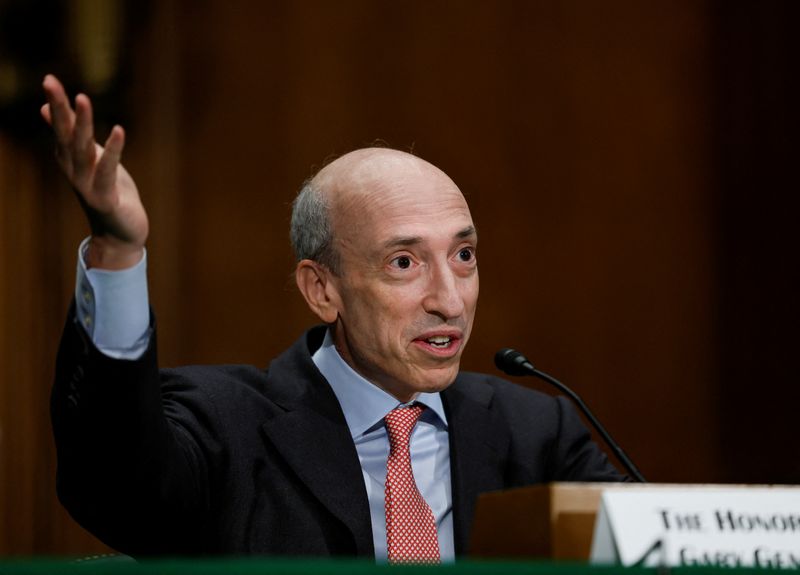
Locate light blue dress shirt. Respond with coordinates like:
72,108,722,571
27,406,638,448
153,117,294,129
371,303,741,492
76,241,455,561
75,238,150,359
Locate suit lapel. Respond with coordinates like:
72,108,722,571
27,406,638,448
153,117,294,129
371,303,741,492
443,377,511,555
258,329,374,556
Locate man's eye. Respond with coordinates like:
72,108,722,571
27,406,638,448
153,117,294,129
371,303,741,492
392,256,412,269
458,248,474,262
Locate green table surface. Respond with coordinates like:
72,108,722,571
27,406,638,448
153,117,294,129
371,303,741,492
0,558,775,574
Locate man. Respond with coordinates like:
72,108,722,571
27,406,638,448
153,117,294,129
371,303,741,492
43,74,624,561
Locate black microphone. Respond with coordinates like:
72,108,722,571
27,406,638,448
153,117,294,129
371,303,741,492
495,348,646,483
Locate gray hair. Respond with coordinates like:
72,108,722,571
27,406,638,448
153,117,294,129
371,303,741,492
290,179,341,274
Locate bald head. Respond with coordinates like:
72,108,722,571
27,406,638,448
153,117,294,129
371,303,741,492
290,147,468,275
312,148,445,199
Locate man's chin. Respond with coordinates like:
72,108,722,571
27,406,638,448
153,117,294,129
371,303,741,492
411,365,459,394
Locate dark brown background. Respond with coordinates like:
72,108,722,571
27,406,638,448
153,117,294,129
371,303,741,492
0,0,797,557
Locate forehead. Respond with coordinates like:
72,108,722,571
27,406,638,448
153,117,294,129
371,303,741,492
323,151,474,250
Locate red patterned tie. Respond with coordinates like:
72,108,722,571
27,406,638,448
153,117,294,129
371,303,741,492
384,405,441,564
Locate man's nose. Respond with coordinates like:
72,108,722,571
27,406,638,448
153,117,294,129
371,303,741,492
422,263,465,320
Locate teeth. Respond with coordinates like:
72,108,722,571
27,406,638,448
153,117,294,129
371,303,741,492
426,336,452,346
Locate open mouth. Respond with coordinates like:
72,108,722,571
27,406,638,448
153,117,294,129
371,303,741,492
425,335,453,349
413,332,463,356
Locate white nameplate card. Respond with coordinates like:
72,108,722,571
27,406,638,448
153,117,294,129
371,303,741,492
590,487,800,569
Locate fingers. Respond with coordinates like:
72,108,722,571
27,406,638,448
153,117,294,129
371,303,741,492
94,126,125,194
42,75,75,148
40,103,52,125
72,93,97,180
43,74,127,199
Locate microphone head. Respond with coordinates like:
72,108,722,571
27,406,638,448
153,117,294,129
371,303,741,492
494,348,535,376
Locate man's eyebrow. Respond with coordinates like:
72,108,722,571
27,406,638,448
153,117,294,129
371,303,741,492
456,226,477,240
382,226,478,250
383,235,423,249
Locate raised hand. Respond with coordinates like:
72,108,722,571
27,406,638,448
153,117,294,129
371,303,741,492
41,74,149,270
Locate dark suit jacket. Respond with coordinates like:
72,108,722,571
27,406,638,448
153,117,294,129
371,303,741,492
51,309,623,557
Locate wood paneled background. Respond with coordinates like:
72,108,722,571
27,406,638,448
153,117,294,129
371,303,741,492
1,0,798,556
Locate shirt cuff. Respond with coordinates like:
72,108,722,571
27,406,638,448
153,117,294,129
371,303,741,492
75,237,151,360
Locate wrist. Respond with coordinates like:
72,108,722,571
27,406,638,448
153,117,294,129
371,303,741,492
85,236,145,270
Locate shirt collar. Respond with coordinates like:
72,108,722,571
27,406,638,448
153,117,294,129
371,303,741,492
312,329,448,439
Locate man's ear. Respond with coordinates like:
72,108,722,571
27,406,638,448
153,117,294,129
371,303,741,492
295,260,340,324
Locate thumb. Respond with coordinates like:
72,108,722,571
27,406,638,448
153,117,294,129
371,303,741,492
94,126,125,194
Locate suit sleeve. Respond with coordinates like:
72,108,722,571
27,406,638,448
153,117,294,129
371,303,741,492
50,303,215,555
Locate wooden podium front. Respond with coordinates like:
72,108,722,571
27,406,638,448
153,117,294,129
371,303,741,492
469,483,616,560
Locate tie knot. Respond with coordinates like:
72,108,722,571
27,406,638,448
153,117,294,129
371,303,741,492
384,405,424,448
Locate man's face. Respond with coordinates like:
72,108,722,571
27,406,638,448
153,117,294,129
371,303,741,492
324,152,479,402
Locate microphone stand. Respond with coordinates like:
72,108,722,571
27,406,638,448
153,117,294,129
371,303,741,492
496,348,647,483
